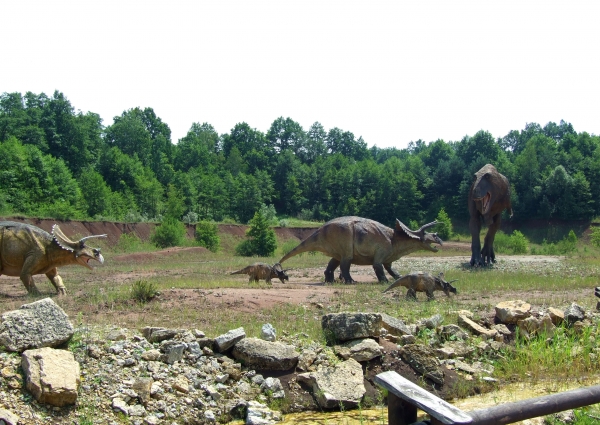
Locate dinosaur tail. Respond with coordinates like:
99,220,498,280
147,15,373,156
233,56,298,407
230,268,246,275
279,230,324,263
383,276,406,293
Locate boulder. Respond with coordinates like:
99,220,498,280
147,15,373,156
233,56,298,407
380,313,412,336
334,338,383,362
21,347,80,406
140,326,182,343
246,400,282,425
322,312,382,342
439,324,469,341
399,344,445,385
548,307,564,326
232,338,298,370
0,298,74,352
458,315,498,340
495,300,531,324
297,358,365,409
215,327,246,353
0,408,19,425
564,303,585,325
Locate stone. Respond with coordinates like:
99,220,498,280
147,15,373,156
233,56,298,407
297,349,318,371
322,312,382,342
132,377,153,404
297,358,365,409
160,342,186,364
0,408,19,425
495,300,531,324
564,303,585,325
246,400,280,425
128,404,146,416
21,347,80,406
421,314,444,329
547,307,564,326
214,327,245,353
140,327,181,343
380,313,412,336
0,298,74,352
334,338,383,362
260,377,283,394
458,315,498,340
232,337,298,370
112,397,129,415
438,341,475,358
398,344,445,385
439,324,470,341
260,323,276,341
106,328,127,341
141,349,161,361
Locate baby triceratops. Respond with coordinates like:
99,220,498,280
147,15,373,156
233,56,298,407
383,271,457,301
230,262,289,284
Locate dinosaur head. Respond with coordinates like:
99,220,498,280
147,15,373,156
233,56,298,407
272,262,289,283
472,164,499,223
52,224,107,269
437,272,458,296
396,219,443,252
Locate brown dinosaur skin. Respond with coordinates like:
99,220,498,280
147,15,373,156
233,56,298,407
0,221,106,295
279,216,443,284
384,271,457,301
230,262,289,284
468,164,513,267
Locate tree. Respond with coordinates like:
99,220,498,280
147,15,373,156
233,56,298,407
266,117,306,154
151,218,186,248
435,208,453,240
195,220,220,252
235,210,277,256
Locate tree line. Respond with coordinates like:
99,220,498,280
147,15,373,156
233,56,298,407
1,90,598,231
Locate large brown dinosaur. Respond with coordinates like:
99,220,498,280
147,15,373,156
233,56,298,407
279,216,443,284
230,262,289,284
0,221,106,295
383,271,457,301
468,164,513,266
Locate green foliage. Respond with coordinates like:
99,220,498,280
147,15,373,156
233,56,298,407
435,208,453,240
494,230,529,254
531,231,578,255
151,218,186,248
195,220,220,252
130,280,158,303
235,210,277,256
590,227,600,248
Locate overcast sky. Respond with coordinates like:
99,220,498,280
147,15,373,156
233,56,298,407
3,1,599,149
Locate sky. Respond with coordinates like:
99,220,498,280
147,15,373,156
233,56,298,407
3,1,599,149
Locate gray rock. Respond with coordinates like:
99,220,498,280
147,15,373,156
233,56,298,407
297,358,365,409
204,409,216,422
421,314,444,329
21,347,80,407
335,338,383,362
246,400,281,425
261,323,276,341
0,408,19,425
260,377,283,394
380,313,412,336
132,377,153,405
160,342,187,364
0,298,74,352
140,327,181,343
297,349,318,371
232,338,298,370
399,344,445,385
439,324,469,341
322,312,382,342
112,397,129,415
128,404,146,416
215,327,246,353
564,302,586,325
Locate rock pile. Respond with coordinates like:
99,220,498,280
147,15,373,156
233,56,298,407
0,297,597,424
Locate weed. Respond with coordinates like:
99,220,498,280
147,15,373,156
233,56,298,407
130,280,158,303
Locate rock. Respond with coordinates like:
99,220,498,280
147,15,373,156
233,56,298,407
204,410,216,422
322,312,382,342
132,377,153,405
160,341,186,364
458,315,498,340
548,307,564,326
380,313,412,336
21,347,80,406
493,324,512,336
232,338,298,370
215,327,246,353
246,400,281,425
128,404,146,416
564,303,585,325
112,397,129,415
297,358,365,409
334,338,383,362
439,324,469,341
495,300,531,324
437,341,475,359
261,323,276,341
140,327,181,343
421,314,444,329
141,349,161,361
297,349,318,371
260,377,283,394
0,408,19,425
398,344,445,385
106,328,128,341
0,298,74,352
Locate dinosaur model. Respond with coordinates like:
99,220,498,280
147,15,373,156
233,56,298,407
0,221,106,295
230,262,289,284
383,271,457,300
279,216,443,284
468,164,513,266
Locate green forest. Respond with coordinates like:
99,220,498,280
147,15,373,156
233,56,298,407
1,90,599,230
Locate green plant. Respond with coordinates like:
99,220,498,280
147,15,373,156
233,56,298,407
494,230,529,254
435,208,453,240
131,280,158,303
151,218,186,248
235,210,277,256
590,227,600,248
195,220,220,252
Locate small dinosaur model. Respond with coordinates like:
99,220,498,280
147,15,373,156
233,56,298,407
279,216,443,284
230,262,289,284
0,221,106,295
383,271,457,300
469,164,513,266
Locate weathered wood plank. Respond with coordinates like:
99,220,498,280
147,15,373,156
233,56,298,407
374,371,473,425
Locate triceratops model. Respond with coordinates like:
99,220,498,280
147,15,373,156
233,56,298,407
469,164,513,267
230,262,289,284
279,216,443,284
383,271,457,300
0,221,106,295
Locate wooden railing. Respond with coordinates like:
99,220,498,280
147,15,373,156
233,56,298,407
374,370,600,425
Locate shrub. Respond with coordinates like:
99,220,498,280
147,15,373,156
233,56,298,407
131,280,158,303
259,203,278,224
235,210,277,256
151,218,186,248
435,208,453,240
591,227,600,248
494,230,529,254
195,220,220,252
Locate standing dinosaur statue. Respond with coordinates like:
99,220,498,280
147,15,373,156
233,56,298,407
383,271,457,300
0,221,106,295
230,262,289,284
279,216,443,284
468,164,513,266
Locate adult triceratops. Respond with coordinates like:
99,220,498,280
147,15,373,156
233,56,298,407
0,221,106,295
279,216,443,284
468,164,513,266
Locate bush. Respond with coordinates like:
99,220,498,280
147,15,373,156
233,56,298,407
435,208,453,240
131,280,158,303
151,218,186,248
195,220,220,252
494,230,529,254
591,227,600,248
259,203,278,224
235,210,277,256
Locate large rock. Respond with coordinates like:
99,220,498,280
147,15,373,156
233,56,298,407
246,400,282,425
0,408,19,425
298,358,365,409
334,338,383,362
495,300,531,324
564,303,586,325
322,312,382,342
458,314,498,340
21,347,80,406
380,313,412,336
215,327,245,353
0,298,74,352
398,344,445,385
232,338,298,370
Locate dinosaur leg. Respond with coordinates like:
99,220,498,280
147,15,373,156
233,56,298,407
469,215,483,267
324,258,339,283
373,263,388,282
339,259,355,284
426,290,435,301
481,214,502,265
46,268,66,295
20,273,40,295
405,288,417,301
383,263,400,280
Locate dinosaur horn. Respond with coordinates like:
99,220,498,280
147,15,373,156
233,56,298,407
52,224,77,252
447,279,459,284
79,234,108,243
417,221,439,233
